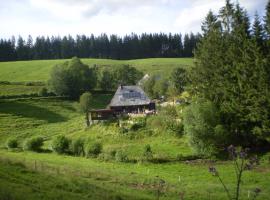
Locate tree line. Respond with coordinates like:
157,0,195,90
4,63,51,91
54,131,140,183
0,33,201,62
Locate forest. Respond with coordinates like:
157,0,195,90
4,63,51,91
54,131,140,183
0,32,201,61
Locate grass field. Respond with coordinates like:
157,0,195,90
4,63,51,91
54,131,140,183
0,58,269,200
0,84,42,96
0,58,194,82
0,97,270,200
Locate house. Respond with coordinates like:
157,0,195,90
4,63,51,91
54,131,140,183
89,85,155,122
109,85,155,114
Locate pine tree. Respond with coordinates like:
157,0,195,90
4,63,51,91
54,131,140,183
265,0,270,38
201,10,221,35
219,0,234,32
252,12,264,50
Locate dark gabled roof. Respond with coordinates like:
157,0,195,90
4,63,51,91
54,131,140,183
109,85,151,107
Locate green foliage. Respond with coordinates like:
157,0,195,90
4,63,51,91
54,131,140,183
115,150,129,162
48,57,96,99
183,99,228,156
79,92,92,126
141,144,153,162
192,1,270,146
113,65,143,85
85,142,102,157
51,135,70,154
143,75,169,99
70,138,85,156
142,75,156,98
38,87,48,97
153,78,169,98
99,70,115,91
23,136,44,152
170,67,188,94
79,92,92,113
6,138,18,149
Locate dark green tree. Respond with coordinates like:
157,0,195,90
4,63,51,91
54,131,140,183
191,0,270,147
252,12,264,50
99,70,115,91
48,57,96,99
113,65,143,86
170,68,188,94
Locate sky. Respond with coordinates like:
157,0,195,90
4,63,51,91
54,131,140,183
0,0,268,39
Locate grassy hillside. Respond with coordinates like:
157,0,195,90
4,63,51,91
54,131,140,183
0,58,194,82
0,58,269,199
0,96,270,199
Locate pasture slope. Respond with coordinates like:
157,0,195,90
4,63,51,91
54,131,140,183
0,58,269,200
0,58,194,82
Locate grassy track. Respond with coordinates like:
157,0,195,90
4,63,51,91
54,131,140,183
0,58,194,82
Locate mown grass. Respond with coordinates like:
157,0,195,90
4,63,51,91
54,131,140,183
0,58,194,82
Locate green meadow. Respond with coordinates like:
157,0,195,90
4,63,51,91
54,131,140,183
0,58,193,82
0,58,269,200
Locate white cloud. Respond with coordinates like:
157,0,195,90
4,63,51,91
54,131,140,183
0,0,268,39
173,0,267,34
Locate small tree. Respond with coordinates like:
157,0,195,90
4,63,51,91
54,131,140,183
79,92,92,127
48,57,97,99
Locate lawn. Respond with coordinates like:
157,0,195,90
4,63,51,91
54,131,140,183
0,58,194,82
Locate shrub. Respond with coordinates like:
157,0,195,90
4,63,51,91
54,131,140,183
115,150,129,162
6,138,18,149
23,137,44,152
141,144,153,162
70,138,85,156
38,87,48,97
85,142,102,157
51,135,70,154
183,99,228,156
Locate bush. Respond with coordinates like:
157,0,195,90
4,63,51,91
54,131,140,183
70,138,85,156
115,150,129,162
141,144,153,162
6,138,18,149
85,142,102,157
51,135,70,154
38,87,48,97
23,137,44,152
183,99,228,156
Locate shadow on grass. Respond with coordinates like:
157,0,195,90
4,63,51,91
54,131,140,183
0,101,67,123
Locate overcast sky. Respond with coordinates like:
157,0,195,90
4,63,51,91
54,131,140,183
0,0,268,39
